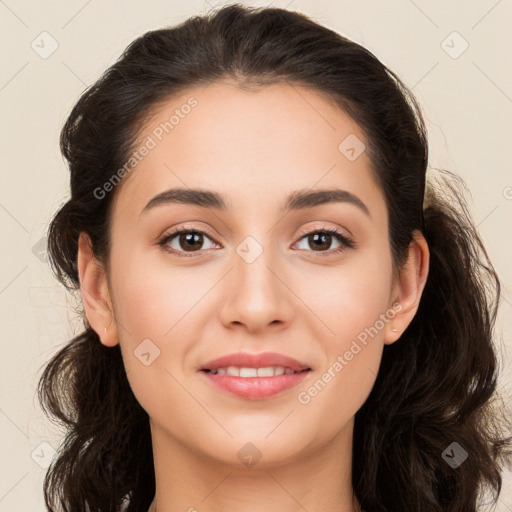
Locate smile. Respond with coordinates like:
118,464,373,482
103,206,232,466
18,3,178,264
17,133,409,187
200,367,311,399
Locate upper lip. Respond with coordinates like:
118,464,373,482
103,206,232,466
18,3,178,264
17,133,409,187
200,351,311,372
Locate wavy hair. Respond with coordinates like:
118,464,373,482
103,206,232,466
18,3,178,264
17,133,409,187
37,4,512,511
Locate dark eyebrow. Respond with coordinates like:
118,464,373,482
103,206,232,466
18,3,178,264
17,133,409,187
140,187,370,218
283,188,370,217
141,188,227,215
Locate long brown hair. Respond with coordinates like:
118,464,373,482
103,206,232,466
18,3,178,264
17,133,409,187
37,4,512,511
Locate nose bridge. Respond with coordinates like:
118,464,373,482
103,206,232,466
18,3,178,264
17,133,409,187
234,232,279,295
219,230,293,330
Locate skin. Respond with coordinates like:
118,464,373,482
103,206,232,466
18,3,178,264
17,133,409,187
77,81,429,512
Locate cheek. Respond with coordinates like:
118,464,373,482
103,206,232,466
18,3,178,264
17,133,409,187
294,248,392,413
110,244,210,340
109,247,219,391
299,249,393,344
110,261,207,420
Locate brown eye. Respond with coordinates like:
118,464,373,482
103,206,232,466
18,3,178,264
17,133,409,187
307,232,334,251
178,232,204,251
158,229,219,256
295,228,354,254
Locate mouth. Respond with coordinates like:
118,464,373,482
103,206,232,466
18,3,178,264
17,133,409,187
201,366,311,377
198,351,312,399
199,365,312,400
199,351,312,374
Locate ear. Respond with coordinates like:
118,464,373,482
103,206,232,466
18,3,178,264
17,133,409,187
77,232,119,347
384,230,430,345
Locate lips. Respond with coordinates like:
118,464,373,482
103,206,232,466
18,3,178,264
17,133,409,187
199,351,312,373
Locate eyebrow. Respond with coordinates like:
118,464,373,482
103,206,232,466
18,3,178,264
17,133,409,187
140,187,370,218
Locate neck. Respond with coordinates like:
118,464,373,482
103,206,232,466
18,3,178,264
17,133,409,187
148,498,363,512
147,417,360,512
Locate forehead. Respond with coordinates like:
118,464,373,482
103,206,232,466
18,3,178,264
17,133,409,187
109,80,384,223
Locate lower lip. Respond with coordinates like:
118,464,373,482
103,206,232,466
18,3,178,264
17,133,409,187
200,370,311,400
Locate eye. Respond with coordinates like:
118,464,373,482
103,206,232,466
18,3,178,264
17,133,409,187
157,225,355,258
158,227,219,257
294,227,355,256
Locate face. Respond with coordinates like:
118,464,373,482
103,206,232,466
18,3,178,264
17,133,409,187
84,81,410,469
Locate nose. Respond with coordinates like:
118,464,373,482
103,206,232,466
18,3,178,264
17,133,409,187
218,238,295,334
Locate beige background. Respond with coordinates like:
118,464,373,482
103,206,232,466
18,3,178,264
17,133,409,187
1,0,511,510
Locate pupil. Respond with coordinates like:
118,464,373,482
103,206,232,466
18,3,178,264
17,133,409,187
181,232,202,250
310,233,330,251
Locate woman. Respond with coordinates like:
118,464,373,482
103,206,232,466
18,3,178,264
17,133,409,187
37,4,511,511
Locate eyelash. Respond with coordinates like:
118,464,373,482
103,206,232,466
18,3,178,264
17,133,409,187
157,225,355,258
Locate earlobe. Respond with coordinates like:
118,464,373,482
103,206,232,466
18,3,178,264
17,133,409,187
77,232,119,347
384,230,430,345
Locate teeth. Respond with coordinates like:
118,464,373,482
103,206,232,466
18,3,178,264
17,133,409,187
209,366,298,377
